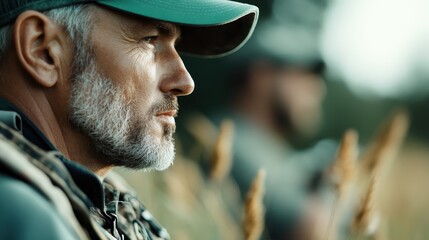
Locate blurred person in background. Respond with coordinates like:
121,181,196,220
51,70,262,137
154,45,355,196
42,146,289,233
214,19,337,239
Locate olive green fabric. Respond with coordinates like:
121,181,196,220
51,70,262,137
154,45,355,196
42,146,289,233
0,0,259,57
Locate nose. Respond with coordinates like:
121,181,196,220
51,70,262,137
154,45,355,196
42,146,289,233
159,51,195,96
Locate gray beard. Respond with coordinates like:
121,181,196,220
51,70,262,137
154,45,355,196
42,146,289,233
69,60,176,171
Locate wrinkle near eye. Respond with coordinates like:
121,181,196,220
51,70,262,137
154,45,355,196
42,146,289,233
119,27,144,55
120,33,157,61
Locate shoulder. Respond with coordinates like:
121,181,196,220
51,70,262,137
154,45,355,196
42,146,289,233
0,174,78,240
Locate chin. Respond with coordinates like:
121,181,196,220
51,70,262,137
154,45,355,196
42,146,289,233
154,141,176,171
151,160,174,171
138,137,176,171
140,155,175,172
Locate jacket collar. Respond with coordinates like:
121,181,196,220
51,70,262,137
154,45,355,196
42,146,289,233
0,98,105,210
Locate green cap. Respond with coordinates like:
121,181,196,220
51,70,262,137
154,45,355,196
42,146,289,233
0,0,259,57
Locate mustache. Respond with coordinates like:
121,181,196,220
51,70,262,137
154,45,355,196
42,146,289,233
151,95,179,117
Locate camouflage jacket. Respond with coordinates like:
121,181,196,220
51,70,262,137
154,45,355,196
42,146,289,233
0,104,169,240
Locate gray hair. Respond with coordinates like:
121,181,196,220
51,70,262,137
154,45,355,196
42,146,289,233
0,4,94,62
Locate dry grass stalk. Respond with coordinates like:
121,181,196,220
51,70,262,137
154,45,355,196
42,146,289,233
211,119,235,182
360,110,409,176
325,110,409,240
185,113,218,151
352,176,380,237
243,169,266,240
349,110,409,239
324,130,359,240
330,129,359,194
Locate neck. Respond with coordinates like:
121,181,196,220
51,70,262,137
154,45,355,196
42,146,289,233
0,73,112,179
57,121,113,179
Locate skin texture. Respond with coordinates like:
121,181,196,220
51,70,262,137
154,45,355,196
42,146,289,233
92,7,192,147
0,7,194,178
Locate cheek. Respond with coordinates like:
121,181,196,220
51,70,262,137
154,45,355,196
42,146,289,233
93,39,160,114
129,57,157,100
274,81,294,107
126,56,160,116
109,53,157,99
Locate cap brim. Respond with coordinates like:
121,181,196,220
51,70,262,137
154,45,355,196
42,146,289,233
96,0,259,57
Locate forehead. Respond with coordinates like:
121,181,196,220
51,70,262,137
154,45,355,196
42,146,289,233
93,6,180,37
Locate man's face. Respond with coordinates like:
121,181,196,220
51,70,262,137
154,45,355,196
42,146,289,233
69,7,194,170
272,67,325,138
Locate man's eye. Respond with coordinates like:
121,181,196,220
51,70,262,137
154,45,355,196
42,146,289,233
142,36,158,44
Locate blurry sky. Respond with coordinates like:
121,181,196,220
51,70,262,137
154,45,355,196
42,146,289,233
321,0,429,99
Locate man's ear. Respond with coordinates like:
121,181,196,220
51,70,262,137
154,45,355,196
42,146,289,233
13,10,67,88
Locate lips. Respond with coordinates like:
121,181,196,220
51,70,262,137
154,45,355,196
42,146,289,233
153,96,179,125
156,110,178,117
156,110,177,126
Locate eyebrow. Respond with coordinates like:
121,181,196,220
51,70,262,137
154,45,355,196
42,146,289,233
157,22,179,36
126,19,181,44
156,22,181,43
